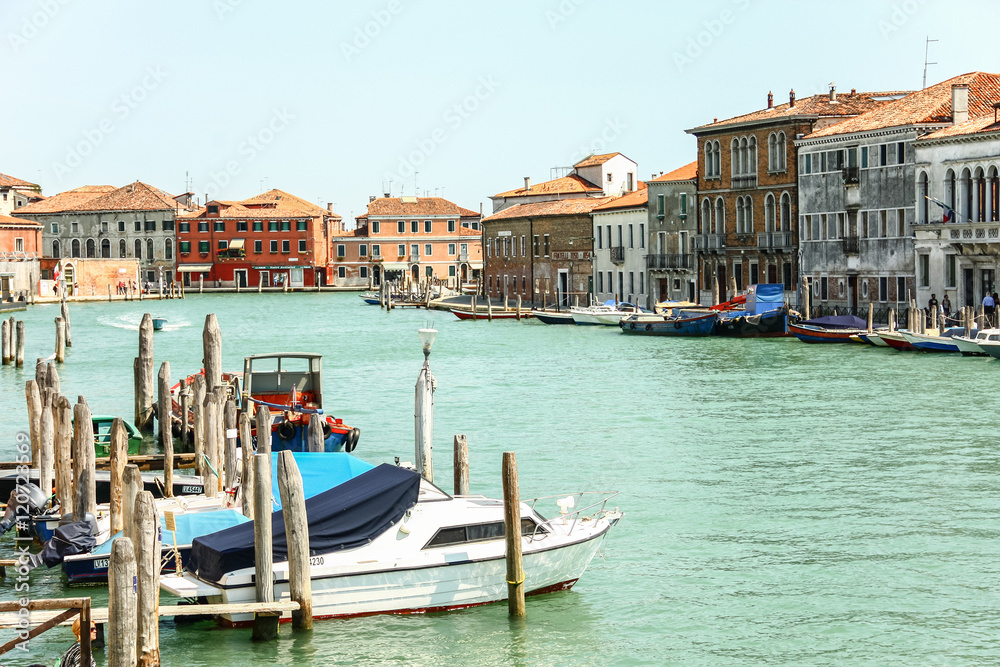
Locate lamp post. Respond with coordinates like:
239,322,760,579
414,328,437,481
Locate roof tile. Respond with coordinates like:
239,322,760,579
492,174,602,199
483,197,613,222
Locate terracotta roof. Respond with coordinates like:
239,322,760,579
483,197,613,222
457,206,481,218
367,197,475,217
12,189,45,202
0,214,41,227
573,152,621,168
77,181,180,212
592,188,649,212
459,226,481,236
13,185,117,214
215,203,313,219
650,161,698,183
241,189,333,217
806,72,1000,139
689,90,912,133
920,114,1000,140
492,174,602,199
0,172,39,189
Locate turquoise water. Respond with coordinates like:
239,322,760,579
2,293,1000,666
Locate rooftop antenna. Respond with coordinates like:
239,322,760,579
922,36,938,89
414,171,418,197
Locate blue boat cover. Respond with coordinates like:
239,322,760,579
188,464,421,583
92,509,250,555
269,452,375,511
745,284,784,316
802,315,867,329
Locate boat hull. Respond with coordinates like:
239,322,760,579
899,332,960,353
532,311,575,325
880,332,917,351
788,323,866,343
712,311,789,338
451,309,531,321
619,313,716,336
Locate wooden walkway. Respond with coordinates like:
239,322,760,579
0,452,196,472
0,601,300,629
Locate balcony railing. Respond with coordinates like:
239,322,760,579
646,253,693,270
458,252,469,262
610,246,625,264
731,174,758,190
842,236,860,254
409,253,420,262
842,166,860,185
693,234,726,251
756,231,793,252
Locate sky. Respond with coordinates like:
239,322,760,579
3,0,999,224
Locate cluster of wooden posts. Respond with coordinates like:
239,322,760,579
1,298,73,369
107,281,185,302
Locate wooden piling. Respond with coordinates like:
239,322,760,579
255,405,272,456
6,316,13,358
867,302,874,333
45,361,60,396
802,277,810,320
72,399,97,522
516,295,522,321
888,308,896,333
108,537,138,667
179,379,190,446
203,314,222,391
122,465,142,544
964,306,972,337
39,389,54,499
54,396,73,515
109,418,128,535
487,296,493,321
930,304,938,332
14,320,24,367
239,413,255,520
135,491,160,666
60,300,71,347
203,390,219,498
1,318,8,365
135,314,155,432
252,453,276,641
454,434,469,496
25,380,41,466
277,450,312,629
502,451,526,617
34,357,46,393
471,295,476,315
192,374,206,476
306,414,324,452
225,399,238,490
54,317,66,363
415,357,434,482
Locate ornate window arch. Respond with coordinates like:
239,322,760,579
119,239,127,258
714,197,725,234
100,239,111,258
765,193,776,231
86,238,96,258
71,239,81,257
135,239,143,260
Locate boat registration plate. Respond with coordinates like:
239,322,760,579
94,559,109,569
181,485,201,494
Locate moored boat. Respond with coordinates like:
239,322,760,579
619,312,716,336
451,308,532,320
152,317,167,331
879,331,917,351
951,328,994,356
532,310,576,325
570,301,643,326
898,328,965,353
789,315,869,343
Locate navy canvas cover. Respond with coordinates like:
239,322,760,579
802,315,867,329
188,464,421,583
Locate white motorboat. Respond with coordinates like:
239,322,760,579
951,328,998,356
162,464,622,624
570,301,643,326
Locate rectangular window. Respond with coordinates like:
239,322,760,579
657,194,665,217
640,271,645,295
410,244,418,257
337,244,346,257
733,263,743,291
268,221,279,232
447,220,455,232
118,221,126,232
533,235,540,257
359,244,368,257
449,266,456,277
398,244,406,256
680,192,688,216
879,276,888,302
218,240,228,250
628,224,634,249
270,240,278,253
448,243,456,255
617,226,623,247
163,219,174,232
897,142,905,164
398,221,405,233
861,146,869,168
179,241,191,253
298,240,306,252
896,208,905,236
881,210,888,237
897,276,907,302
411,220,419,233
804,153,812,174
207,205,219,214
919,255,929,287
597,272,604,292
134,221,141,232
253,221,263,232
281,240,290,253
214,221,225,232
946,255,956,287
372,221,380,234
782,263,792,290
236,221,248,232
424,244,432,256
373,244,381,257
750,262,759,285
198,240,210,253
608,271,614,295
424,220,432,233
198,221,210,232
280,220,291,232
880,144,888,166
179,221,190,233
629,272,635,296
596,227,602,249
521,235,525,256
360,266,368,279
639,224,645,248
254,240,262,254
543,234,550,257
338,266,346,278
296,221,307,231
820,276,829,301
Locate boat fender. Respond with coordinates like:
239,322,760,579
646,323,653,331
629,322,636,330
674,320,682,330
276,419,296,441
321,419,332,439
345,427,360,452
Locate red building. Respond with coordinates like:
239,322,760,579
176,189,341,288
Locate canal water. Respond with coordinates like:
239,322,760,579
1,292,999,666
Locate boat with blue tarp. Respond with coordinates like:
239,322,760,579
789,315,869,343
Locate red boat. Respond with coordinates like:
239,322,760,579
451,308,533,321
878,331,917,351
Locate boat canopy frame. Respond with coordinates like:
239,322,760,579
240,352,325,414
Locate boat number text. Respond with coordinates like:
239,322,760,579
181,486,201,494
94,559,109,568
309,556,324,566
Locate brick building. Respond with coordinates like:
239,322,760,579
686,87,901,304
176,189,341,288
335,196,482,288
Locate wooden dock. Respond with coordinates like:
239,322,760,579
0,600,301,629
0,452,196,472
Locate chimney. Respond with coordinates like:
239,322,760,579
327,203,333,213
789,89,796,107
383,192,390,198
952,84,970,126
767,91,773,109
369,195,376,202
829,83,837,102
524,177,531,191
851,88,856,95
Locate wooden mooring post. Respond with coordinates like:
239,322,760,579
225,399,238,491
158,362,174,497
516,295,522,321
73,399,97,522
54,317,66,363
277,450,312,629
255,405,272,456
307,413,324,452
135,491,160,666
39,389,54,501
454,434,469,496
1,318,8,365
25,380,41,466
203,390,220,498
502,451,526,617
122,465,142,544
14,320,23,367
135,314,155,433
203,314,222,392
46,361,60,396
192,374,206,476
802,277,810,320
54,395,73,516
239,413,255,519
60,299,72,347
109,418,128,535
179,378,190,446
252,453,278,641
109,537,138,667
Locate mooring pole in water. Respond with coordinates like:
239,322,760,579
73,399,96,522
203,314,222,392
54,317,66,363
415,329,436,482
14,320,24,367
109,536,138,667
252,453,278,641
192,374,206,477
454,434,469,496
135,491,160,666
1,318,9,365
239,412,255,520
135,314,154,432
225,398,238,491
867,302,874,333
306,413,324,453
158,362,174,498
54,395,73,516
122,465,141,544
278,450,312,629
203,390,219,499
39,388,54,500
255,405,272,457
109,418,128,534
503,451,526,617
25,379,41,466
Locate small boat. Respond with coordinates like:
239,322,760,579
532,310,575,325
789,315,869,343
152,317,167,331
619,312,717,336
90,415,143,457
451,308,532,321
570,301,643,326
879,331,917,351
852,332,889,346
898,328,966,353
163,464,622,623
951,328,994,356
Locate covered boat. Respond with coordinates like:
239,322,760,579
711,284,790,338
619,312,716,336
789,315,868,343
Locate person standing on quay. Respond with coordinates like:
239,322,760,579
927,293,938,325
983,292,996,328
942,293,951,322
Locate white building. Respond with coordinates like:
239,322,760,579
591,187,649,306
490,152,638,213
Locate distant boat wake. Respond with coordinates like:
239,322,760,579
98,314,191,331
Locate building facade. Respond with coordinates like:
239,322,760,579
592,187,650,306
489,153,637,214
0,213,42,300
0,172,43,217
645,162,698,304
335,196,482,289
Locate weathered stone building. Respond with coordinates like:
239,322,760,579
0,172,44,217
645,162,698,304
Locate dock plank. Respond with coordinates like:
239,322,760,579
0,601,300,629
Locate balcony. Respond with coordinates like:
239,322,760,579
646,253,693,270
842,166,860,185
409,253,420,263
731,174,758,190
756,231,793,252
842,236,860,255
609,246,625,264
458,252,469,262
693,234,726,252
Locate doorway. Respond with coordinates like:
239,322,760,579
289,267,304,288
848,275,857,311
234,269,248,288
981,268,994,303
557,269,569,307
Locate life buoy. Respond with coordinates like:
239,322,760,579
276,419,296,441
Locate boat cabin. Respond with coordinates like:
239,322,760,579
240,353,325,413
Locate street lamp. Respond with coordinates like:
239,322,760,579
418,327,437,361
414,328,438,481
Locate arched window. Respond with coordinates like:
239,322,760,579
705,143,713,177
701,199,711,234
713,141,721,177
119,239,127,258
731,138,740,177
71,239,81,258
735,197,744,233
765,193,776,231
748,136,757,176
974,167,986,222
944,169,956,211
776,132,786,170
86,238,96,258
164,238,173,260
989,166,999,222
135,239,143,260
52,239,61,258
715,197,725,234
779,193,791,231
961,168,973,222
100,239,110,258
147,238,154,261
768,134,777,171
917,171,929,224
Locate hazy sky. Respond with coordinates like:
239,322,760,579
3,0,998,222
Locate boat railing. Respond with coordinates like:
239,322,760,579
527,491,620,538
245,395,323,415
